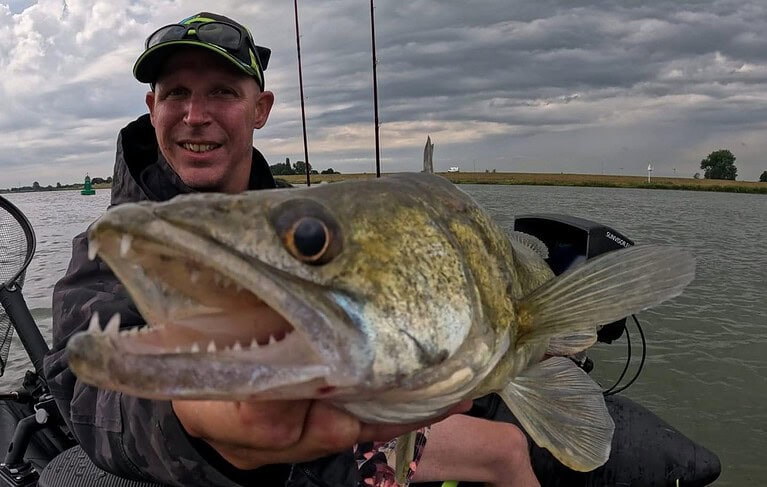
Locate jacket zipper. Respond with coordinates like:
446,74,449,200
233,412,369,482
301,465,336,487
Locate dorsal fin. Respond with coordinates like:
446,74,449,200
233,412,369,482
509,231,549,259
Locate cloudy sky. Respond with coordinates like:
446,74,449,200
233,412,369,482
2,0,767,189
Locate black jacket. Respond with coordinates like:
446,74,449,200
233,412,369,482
42,114,358,487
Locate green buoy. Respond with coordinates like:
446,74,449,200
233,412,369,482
81,174,96,195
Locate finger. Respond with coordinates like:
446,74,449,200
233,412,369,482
287,401,362,454
234,400,314,450
172,399,313,450
203,401,363,469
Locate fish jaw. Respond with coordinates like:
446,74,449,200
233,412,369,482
67,321,334,400
68,202,372,400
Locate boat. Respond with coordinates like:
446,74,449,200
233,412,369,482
0,194,721,487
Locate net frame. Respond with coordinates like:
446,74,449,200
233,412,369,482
0,195,37,375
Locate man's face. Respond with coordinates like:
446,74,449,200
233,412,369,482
146,48,274,194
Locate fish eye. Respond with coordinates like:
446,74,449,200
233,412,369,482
286,217,330,264
270,198,343,266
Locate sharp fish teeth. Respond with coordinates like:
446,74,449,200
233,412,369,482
232,341,242,352
104,313,121,334
190,342,200,353
190,270,200,284
268,335,277,346
119,327,141,337
87,240,100,261
206,341,217,353
250,338,259,349
88,312,100,332
120,234,133,257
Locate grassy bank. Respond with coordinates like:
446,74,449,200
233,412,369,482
0,182,112,194
4,173,763,195
279,172,767,194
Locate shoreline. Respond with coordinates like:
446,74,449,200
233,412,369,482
0,183,112,195
279,172,767,194
2,174,764,195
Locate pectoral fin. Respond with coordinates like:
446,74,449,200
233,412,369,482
498,356,614,471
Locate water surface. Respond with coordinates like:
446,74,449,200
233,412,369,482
462,184,766,486
1,185,764,485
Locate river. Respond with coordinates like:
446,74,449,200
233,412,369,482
1,184,765,486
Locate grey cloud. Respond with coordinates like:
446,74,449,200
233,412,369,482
3,0,767,187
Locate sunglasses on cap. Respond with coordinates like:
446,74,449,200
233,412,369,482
145,21,270,77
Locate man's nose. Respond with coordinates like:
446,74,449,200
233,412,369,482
184,95,210,126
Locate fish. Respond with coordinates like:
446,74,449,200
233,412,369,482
67,172,696,473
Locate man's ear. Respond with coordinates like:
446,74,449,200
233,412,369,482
254,91,275,129
145,91,156,124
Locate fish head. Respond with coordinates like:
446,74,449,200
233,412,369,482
68,176,486,401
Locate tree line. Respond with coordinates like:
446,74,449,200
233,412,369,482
1,176,113,193
269,158,340,176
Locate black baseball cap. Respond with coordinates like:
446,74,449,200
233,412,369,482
133,12,271,90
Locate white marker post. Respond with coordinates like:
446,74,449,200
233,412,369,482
647,163,653,183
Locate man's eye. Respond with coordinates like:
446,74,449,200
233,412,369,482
212,88,237,97
164,88,188,98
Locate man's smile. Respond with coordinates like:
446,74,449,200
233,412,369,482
181,142,221,153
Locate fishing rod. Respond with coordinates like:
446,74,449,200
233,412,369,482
293,0,311,187
370,0,381,177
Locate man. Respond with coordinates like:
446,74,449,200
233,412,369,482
43,11,536,487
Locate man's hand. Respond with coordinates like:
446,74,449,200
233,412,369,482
172,399,472,470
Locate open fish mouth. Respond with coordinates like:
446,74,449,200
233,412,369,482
87,235,305,360
67,204,369,400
